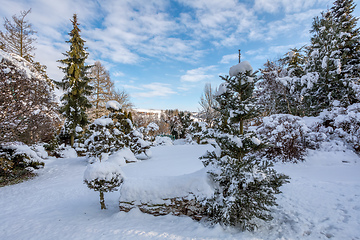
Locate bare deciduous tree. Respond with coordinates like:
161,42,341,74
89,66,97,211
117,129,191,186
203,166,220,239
0,9,36,61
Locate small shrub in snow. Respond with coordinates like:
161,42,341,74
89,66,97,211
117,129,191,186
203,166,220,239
84,161,124,209
128,130,151,160
55,144,79,159
153,136,174,146
83,116,128,162
0,143,44,185
256,114,311,163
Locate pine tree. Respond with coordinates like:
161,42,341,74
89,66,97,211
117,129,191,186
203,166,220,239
304,0,360,115
201,60,289,230
57,14,92,147
331,0,360,82
0,9,36,61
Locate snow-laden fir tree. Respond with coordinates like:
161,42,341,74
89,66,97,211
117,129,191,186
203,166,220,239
201,60,289,231
304,0,360,115
57,14,92,147
84,101,130,162
256,48,306,116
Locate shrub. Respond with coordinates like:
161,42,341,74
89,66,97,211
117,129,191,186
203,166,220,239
0,143,44,186
84,161,124,209
256,114,310,163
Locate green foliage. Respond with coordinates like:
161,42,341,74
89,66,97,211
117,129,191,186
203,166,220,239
201,134,289,230
304,0,360,115
57,14,92,146
201,60,289,230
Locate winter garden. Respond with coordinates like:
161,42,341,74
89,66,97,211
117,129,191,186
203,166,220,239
1,0,360,239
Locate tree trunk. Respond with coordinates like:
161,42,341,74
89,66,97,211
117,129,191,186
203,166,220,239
70,133,75,148
240,120,244,135
99,190,106,209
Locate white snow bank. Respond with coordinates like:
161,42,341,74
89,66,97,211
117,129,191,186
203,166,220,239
119,168,212,204
229,61,253,77
153,136,173,146
107,147,138,166
106,100,121,111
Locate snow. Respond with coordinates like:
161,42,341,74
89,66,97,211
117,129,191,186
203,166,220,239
93,117,113,126
229,61,253,77
1,143,360,239
107,147,138,166
84,161,123,182
106,100,121,111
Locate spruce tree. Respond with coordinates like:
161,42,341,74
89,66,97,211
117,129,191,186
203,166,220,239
201,60,289,230
57,14,92,147
304,0,360,115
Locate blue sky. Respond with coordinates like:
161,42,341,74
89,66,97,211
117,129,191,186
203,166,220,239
1,0,359,111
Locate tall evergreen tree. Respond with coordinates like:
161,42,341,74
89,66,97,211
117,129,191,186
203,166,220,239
201,60,289,230
0,9,36,61
57,14,92,147
304,0,360,115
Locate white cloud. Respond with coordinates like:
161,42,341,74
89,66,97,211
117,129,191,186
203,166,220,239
180,66,216,82
134,82,176,98
220,54,238,64
253,0,330,13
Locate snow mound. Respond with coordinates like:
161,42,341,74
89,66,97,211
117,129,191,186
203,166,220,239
119,168,212,205
153,136,173,146
106,100,121,111
107,147,138,166
229,61,253,77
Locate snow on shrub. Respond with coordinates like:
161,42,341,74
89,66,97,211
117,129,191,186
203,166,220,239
0,142,44,182
55,144,78,158
84,116,128,163
256,114,310,163
153,136,174,146
84,161,124,209
317,104,360,152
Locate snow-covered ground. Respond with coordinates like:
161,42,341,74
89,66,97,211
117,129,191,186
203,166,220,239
1,142,360,240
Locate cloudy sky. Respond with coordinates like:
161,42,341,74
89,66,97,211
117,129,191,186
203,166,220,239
1,0,359,111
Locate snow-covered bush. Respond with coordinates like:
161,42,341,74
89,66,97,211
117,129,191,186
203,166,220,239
0,142,44,185
128,130,151,160
84,161,124,209
153,136,173,146
0,50,60,145
55,144,78,158
201,133,289,231
256,114,311,163
317,104,360,152
83,116,128,162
